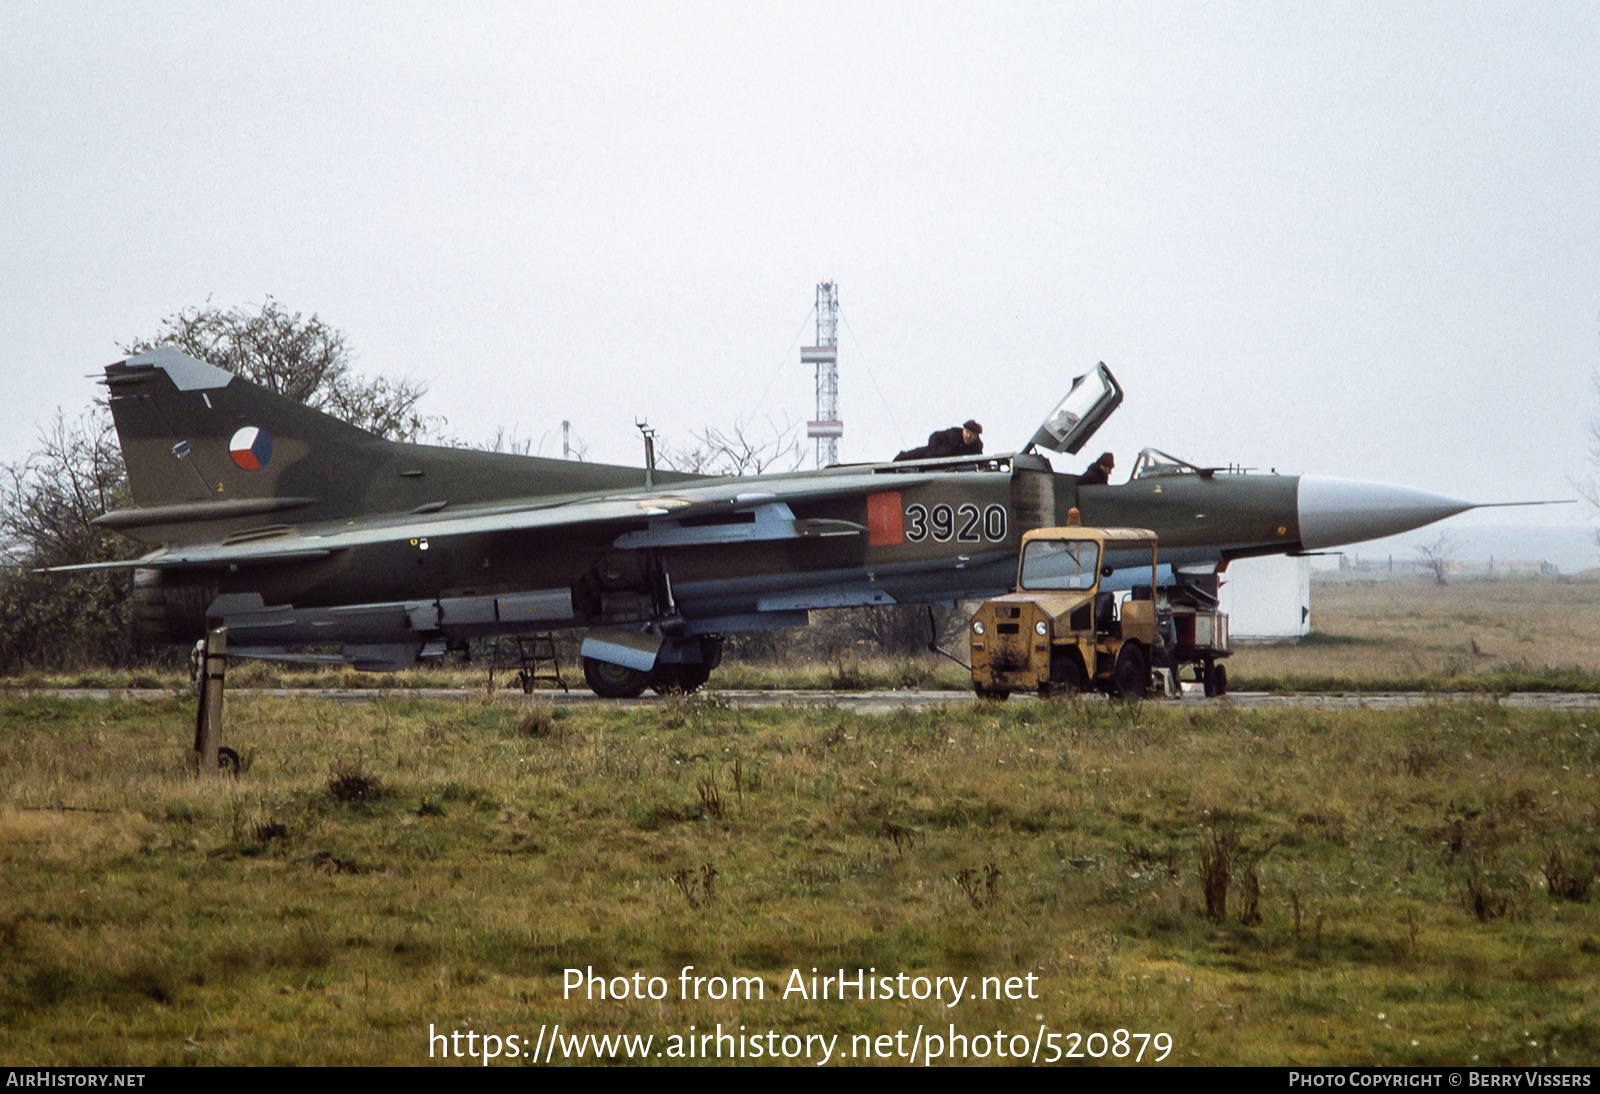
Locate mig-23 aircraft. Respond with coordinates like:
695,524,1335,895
61,348,1503,698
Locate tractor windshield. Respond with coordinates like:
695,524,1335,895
1020,538,1101,590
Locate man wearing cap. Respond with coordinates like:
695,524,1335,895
895,420,984,461
1077,451,1116,486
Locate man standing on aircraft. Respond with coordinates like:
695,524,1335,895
1077,451,1116,486
895,420,983,461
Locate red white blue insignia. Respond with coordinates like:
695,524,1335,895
228,426,273,470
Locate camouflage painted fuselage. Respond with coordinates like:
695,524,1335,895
97,349,1306,670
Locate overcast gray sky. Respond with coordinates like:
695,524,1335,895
3,2,1597,548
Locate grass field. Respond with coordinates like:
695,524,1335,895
2,687,1598,1066
1226,572,1600,693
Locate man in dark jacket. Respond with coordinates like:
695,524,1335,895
895,420,983,461
1077,451,1115,486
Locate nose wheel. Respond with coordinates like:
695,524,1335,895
582,656,649,699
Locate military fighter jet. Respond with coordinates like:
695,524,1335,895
59,348,1508,697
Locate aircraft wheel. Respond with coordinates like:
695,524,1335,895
676,662,712,692
1206,662,1228,699
217,747,241,775
649,662,712,695
647,667,680,696
1112,644,1149,701
698,636,724,672
583,657,649,699
974,685,1010,702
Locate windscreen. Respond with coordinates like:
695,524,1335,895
1129,448,1201,480
1020,539,1101,590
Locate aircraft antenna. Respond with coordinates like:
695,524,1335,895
802,281,842,466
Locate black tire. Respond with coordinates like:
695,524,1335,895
649,662,713,695
699,636,724,672
1041,650,1082,697
583,656,649,699
1202,659,1218,698
1207,662,1228,698
974,685,1010,702
1112,644,1148,701
677,662,712,692
648,667,679,696
217,746,241,774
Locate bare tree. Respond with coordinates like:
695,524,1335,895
0,410,127,569
834,603,968,659
1415,532,1458,586
482,426,536,456
480,424,588,460
660,416,804,477
0,411,141,671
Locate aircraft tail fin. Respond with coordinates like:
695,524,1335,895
102,348,391,542
100,347,684,544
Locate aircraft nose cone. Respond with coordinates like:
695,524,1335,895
1297,477,1475,551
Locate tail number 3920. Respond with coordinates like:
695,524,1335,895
904,503,1008,543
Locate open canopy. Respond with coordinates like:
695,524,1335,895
1025,361,1123,455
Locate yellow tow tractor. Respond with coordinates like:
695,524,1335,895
969,521,1231,700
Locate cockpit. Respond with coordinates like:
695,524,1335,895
870,364,1240,484
1128,448,1205,481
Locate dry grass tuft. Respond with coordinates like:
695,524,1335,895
252,821,287,844
697,773,726,820
670,862,719,909
1541,848,1594,903
953,863,1000,909
827,655,870,690
325,753,381,803
1199,831,1235,921
1461,858,1528,922
881,818,917,855
513,703,554,738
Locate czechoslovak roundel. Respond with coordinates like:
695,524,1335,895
229,426,273,470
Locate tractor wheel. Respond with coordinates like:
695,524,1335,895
1112,644,1149,701
1041,650,1083,697
1206,662,1228,698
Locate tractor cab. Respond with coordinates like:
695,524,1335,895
970,526,1159,699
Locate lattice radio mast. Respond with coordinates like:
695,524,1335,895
802,281,841,467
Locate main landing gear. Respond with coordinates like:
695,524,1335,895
581,635,722,699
